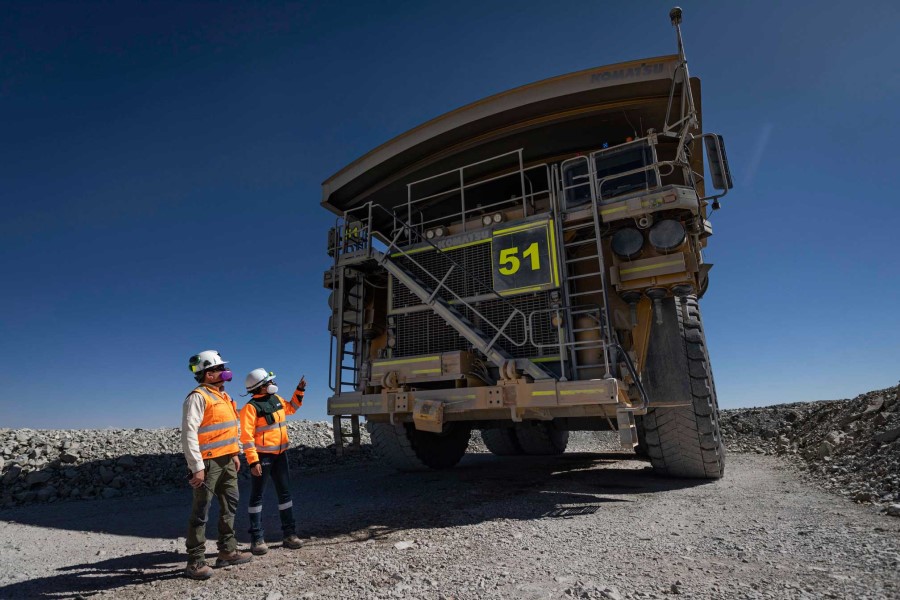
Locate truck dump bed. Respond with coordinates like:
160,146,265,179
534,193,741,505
322,54,702,232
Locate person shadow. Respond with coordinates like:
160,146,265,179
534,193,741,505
0,551,184,599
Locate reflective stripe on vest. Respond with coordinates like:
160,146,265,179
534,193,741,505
257,442,290,453
199,437,240,452
198,420,239,434
194,386,240,459
257,421,287,433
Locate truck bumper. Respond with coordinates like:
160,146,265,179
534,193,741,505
327,377,639,424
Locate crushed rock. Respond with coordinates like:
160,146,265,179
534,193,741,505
720,384,900,516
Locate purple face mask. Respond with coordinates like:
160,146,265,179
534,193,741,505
218,370,233,382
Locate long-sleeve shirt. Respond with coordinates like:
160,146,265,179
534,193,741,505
181,385,239,473
239,388,303,466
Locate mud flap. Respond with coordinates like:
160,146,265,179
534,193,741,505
617,409,638,450
413,399,444,433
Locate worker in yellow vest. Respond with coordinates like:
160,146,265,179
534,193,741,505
182,350,253,580
239,368,305,555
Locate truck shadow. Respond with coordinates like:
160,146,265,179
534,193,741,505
0,450,711,598
299,451,710,541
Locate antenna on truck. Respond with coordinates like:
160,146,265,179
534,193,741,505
663,7,698,135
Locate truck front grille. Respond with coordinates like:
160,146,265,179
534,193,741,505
393,292,558,359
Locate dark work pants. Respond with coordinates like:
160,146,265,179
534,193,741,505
248,451,296,542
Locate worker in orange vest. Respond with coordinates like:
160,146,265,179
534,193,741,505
182,350,253,580
239,368,305,555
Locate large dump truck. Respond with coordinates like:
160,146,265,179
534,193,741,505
321,8,733,478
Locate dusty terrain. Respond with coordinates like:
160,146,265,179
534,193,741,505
1,429,899,599
1,385,899,599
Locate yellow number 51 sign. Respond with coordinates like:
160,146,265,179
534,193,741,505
491,219,560,295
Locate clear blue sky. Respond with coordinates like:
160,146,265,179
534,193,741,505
1,1,898,429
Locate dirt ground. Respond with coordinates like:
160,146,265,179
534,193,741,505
1,450,898,600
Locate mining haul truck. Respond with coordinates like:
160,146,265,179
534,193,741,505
322,8,733,479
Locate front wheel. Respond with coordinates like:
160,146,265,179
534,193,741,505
641,295,725,479
367,421,471,471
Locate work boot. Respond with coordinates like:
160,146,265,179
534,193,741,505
185,561,213,580
251,540,269,555
283,535,303,549
215,549,252,568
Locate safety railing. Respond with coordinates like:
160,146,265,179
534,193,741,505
393,149,552,244
527,304,610,374
558,139,689,213
332,202,532,352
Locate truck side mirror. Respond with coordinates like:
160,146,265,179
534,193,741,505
703,134,734,191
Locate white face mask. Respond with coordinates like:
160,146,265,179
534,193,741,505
266,384,279,395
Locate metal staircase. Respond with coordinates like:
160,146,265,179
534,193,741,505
329,204,552,383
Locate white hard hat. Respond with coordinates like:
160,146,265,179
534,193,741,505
245,368,276,392
189,350,228,374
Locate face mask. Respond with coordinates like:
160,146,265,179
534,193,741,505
218,370,233,382
266,384,279,395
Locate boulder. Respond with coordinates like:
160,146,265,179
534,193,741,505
116,456,137,469
863,396,885,414
36,486,57,502
100,487,121,499
874,427,900,445
25,471,52,486
2,464,22,485
98,466,115,484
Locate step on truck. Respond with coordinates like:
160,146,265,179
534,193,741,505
321,7,733,478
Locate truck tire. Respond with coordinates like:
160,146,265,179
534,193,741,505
514,421,569,455
641,295,725,479
480,427,524,455
367,421,471,471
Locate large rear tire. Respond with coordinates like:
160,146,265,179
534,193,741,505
367,421,471,471
514,421,569,455
641,295,725,479
480,427,524,456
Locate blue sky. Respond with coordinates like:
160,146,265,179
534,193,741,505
1,1,898,429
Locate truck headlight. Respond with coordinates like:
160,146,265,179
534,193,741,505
611,227,644,259
648,219,686,252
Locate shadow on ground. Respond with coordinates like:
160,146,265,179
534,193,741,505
0,551,185,599
0,451,711,598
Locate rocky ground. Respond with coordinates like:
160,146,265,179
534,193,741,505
0,386,899,599
0,421,372,509
719,384,900,517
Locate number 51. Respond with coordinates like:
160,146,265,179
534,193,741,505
499,242,540,275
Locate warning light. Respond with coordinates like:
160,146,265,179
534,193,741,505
601,142,609,149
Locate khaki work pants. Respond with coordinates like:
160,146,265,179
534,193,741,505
186,454,239,564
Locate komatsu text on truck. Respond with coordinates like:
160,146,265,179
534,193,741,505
321,7,734,478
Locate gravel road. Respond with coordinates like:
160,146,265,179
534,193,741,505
1,447,898,600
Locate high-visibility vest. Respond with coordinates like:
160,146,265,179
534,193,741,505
194,385,241,460
240,390,303,465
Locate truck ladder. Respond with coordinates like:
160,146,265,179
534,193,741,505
553,157,617,378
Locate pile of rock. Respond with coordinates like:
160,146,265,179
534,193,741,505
719,384,900,516
0,420,372,510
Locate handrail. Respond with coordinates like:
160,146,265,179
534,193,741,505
398,149,552,241
527,304,608,350
374,205,529,349
333,202,532,349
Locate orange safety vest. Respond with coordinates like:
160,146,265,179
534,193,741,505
194,385,241,460
240,389,303,465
